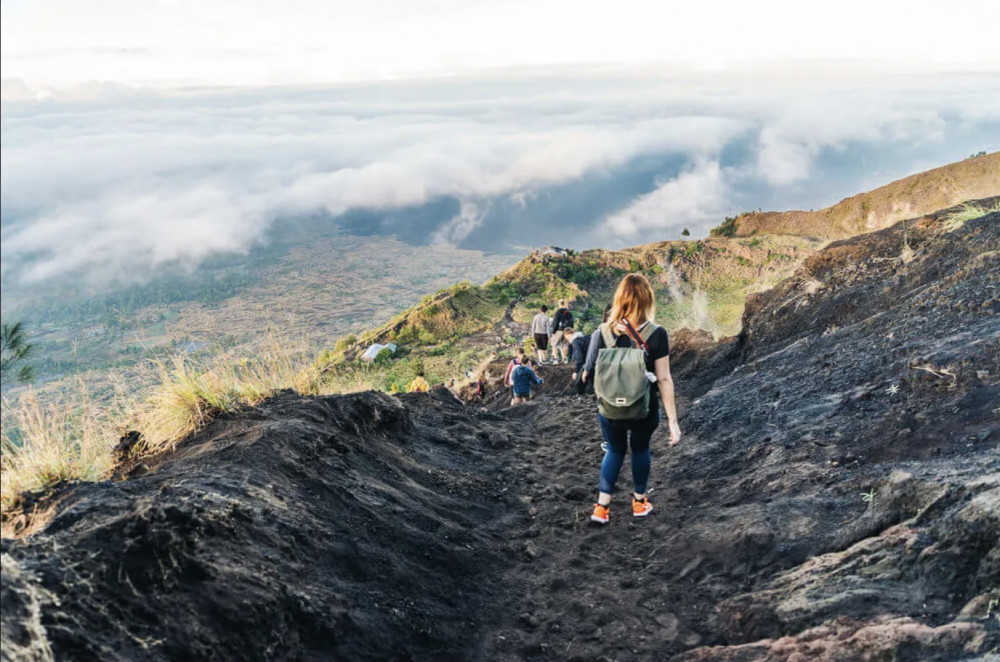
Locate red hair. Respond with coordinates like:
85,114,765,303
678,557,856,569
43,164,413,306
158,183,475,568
607,273,655,334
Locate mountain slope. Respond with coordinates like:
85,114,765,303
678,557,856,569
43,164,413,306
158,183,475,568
325,153,1000,395
3,201,997,661
729,151,1000,239
320,233,821,393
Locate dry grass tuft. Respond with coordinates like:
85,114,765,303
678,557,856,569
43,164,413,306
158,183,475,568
1,385,119,512
803,279,823,295
0,500,60,539
1,334,318,522
941,201,1000,233
132,335,318,454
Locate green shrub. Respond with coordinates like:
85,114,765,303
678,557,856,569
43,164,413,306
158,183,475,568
374,347,394,366
449,280,472,295
334,333,357,352
681,242,704,258
428,341,453,356
710,215,740,237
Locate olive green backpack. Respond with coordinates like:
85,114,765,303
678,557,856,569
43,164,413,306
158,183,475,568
594,321,658,420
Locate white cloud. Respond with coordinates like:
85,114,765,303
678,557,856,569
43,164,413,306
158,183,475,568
431,200,488,245
601,161,728,238
1,72,998,289
756,128,816,186
4,184,267,285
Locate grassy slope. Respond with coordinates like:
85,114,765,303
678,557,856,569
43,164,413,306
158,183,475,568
731,151,1000,239
314,154,1000,395
316,234,822,393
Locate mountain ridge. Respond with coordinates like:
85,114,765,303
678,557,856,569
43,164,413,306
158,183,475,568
729,151,1000,239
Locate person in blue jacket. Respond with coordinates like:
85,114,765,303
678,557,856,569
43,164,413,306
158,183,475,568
510,358,543,405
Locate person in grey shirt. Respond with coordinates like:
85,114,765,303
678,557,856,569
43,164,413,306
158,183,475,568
531,305,552,364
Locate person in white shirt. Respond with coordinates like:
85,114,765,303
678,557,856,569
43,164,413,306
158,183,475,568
531,305,552,364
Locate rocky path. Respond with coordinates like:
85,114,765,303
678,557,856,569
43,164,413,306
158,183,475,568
488,389,716,661
483,362,998,662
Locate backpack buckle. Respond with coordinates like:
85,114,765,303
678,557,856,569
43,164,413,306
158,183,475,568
615,397,627,405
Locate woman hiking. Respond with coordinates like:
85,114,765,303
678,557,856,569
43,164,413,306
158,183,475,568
584,273,681,524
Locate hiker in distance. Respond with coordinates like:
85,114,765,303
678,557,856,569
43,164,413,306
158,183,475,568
407,370,430,393
504,346,528,404
549,300,574,364
585,273,681,524
566,328,590,395
531,305,552,364
510,358,544,405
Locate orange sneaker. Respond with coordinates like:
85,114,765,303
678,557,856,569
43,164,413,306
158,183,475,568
632,497,653,517
590,503,610,524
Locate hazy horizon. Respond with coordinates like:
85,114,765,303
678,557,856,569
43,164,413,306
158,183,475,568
3,0,999,298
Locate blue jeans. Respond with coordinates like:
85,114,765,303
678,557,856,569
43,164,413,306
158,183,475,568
598,405,659,495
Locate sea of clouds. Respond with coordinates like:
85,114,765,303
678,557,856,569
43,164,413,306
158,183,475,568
2,70,998,290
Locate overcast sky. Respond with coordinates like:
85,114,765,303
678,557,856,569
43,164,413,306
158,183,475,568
2,1,999,292
3,0,999,94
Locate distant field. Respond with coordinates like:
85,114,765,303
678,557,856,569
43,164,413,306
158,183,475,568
1,230,517,403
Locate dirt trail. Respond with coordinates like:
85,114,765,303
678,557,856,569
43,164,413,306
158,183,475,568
478,205,1000,661
3,206,999,662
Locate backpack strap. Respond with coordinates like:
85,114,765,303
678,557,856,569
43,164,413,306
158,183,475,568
621,319,651,354
599,323,615,349
638,321,659,343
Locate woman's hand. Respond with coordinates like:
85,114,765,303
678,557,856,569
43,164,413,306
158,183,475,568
668,419,682,445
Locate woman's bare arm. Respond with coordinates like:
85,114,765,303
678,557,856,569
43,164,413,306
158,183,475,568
654,355,681,444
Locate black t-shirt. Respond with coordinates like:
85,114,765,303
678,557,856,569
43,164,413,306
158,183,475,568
569,335,590,370
583,322,670,375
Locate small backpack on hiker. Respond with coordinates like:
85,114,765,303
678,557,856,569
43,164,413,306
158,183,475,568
550,307,574,333
593,319,659,420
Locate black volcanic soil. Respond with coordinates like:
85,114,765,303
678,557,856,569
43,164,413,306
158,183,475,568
3,207,999,662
